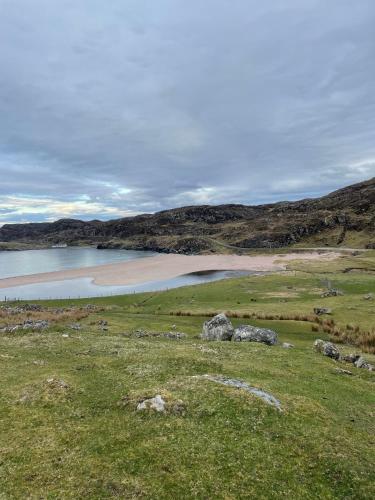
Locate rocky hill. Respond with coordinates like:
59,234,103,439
1,178,374,253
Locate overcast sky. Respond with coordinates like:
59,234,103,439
1,0,375,224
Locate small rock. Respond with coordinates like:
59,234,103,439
163,332,186,340
62,334,69,338
137,394,166,412
354,357,375,371
334,368,353,375
363,293,373,301
321,289,343,298
201,313,234,341
282,342,294,349
314,339,340,360
70,323,81,331
314,307,332,315
341,353,361,364
46,378,69,389
233,325,278,345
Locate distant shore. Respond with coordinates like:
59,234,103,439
0,251,340,289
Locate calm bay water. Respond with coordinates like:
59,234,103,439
0,247,254,300
0,247,156,280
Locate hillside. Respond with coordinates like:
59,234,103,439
1,178,374,253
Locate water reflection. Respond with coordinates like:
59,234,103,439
0,270,256,301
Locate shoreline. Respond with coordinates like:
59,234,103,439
0,251,339,290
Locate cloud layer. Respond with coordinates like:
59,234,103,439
1,0,375,223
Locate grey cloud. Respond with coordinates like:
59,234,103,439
0,0,375,222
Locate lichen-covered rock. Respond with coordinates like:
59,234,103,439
314,339,325,352
233,325,278,345
137,395,166,412
354,357,375,371
201,313,234,341
314,339,340,360
341,353,361,364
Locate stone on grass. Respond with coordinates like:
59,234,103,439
200,375,281,410
282,342,294,349
334,368,353,375
314,339,340,360
233,325,278,345
321,289,343,298
341,353,361,364
314,307,332,315
201,313,234,341
137,395,166,412
354,357,375,371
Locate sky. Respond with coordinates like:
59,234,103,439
1,0,375,224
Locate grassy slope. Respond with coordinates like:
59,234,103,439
0,252,374,498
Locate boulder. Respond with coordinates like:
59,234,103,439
201,313,234,341
314,339,340,360
233,325,278,345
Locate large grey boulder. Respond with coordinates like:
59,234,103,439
314,339,340,360
201,313,234,341
233,325,278,345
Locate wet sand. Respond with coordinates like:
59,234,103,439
0,251,339,289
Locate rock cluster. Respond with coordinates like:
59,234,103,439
314,339,374,370
1,320,50,333
201,313,278,345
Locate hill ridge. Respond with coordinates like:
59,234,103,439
1,177,374,253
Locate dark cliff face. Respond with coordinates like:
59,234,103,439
1,178,374,253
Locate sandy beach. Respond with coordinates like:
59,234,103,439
0,251,339,289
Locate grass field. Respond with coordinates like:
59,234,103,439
0,251,374,498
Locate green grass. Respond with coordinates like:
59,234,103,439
0,252,375,498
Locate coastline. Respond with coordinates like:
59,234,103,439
0,251,339,289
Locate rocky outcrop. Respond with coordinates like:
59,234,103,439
233,325,278,345
201,313,234,341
